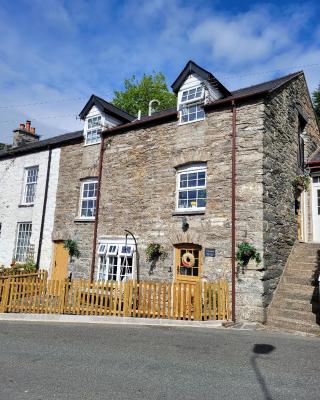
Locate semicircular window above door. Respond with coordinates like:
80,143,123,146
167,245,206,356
175,244,202,282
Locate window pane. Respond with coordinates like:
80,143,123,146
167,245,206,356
15,223,32,262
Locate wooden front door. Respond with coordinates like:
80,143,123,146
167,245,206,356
52,242,69,280
175,244,202,283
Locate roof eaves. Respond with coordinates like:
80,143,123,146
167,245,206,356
101,110,178,137
0,130,83,160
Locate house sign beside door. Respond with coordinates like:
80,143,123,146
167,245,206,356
205,248,216,257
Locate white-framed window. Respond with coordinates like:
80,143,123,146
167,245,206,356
97,241,135,282
15,222,32,263
85,115,102,145
22,166,39,204
176,164,207,211
79,179,98,219
179,84,205,124
180,86,204,105
180,104,205,124
98,244,107,255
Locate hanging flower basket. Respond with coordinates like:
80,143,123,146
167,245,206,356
292,175,310,194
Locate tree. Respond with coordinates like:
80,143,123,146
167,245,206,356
113,72,176,116
312,84,320,121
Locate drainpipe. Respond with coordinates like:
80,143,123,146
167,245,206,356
36,147,52,268
231,100,237,322
90,136,105,281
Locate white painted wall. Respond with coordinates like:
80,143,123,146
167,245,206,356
177,73,224,110
84,105,122,144
0,148,60,270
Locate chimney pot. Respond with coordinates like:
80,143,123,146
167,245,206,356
20,123,25,129
25,120,31,131
30,127,35,134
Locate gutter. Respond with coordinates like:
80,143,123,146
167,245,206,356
90,136,105,281
36,147,52,268
100,110,178,137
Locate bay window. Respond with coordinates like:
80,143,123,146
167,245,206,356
97,241,135,282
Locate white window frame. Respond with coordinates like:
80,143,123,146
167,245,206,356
22,166,39,205
15,222,32,263
79,179,98,219
97,239,136,282
107,244,118,256
98,244,107,255
180,86,204,105
180,103,205,125
176,163,207,212
84,115,102,146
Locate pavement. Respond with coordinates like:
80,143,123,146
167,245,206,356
0,321,319,400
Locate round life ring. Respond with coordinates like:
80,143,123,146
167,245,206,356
181,252,195,268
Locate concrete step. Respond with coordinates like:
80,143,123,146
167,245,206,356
267,315,320,335
282,275,318,286
276,288,318,302
285,268,319,278
271,298,320,312
287,258,320,270
268,307,319,324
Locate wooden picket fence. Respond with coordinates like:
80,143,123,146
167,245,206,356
0,274,230,321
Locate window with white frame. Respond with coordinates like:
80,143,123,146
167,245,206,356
98,242,135,282
80,179,98,218
15,222,32,263
176,164,207,211
85,115,102,145
179,85,205,124
23,166,39,204
180,104,205,124
181,86,204,104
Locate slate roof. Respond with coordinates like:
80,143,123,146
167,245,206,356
205,71,303,109
171,60,231,97
102,71,304,136
79,94,135,122
0,130,83,159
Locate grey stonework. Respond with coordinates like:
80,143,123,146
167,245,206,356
52,74,320,322
52,141,100,278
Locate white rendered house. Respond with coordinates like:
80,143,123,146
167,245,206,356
0,121,81,270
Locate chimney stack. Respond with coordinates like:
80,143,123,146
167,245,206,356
13,120,40,147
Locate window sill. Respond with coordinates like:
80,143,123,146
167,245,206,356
18,204,34,208
83,141,101,147
74,218,95,223
172,210,205,216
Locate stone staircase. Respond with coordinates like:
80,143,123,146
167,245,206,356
266,242,320,335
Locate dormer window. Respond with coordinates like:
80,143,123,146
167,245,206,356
179,85,205,124
181,86,204,104
85,115,102,145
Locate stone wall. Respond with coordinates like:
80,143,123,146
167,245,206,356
52,140,100,278
97,100,266,321
262,74,320,311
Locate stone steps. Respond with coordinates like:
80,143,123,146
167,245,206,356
266,242,320,335
267,315,320,335
282,275,317,286
272,298,320,312
268,306,319,324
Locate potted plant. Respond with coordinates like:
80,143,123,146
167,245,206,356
292,175,310,193
145,243,167,275
236,242,261,274
64,239,81,279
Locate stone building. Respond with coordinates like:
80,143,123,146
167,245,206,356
52,61,320,322
0,121,81,270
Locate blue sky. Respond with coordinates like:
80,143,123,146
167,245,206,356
0,0,319,142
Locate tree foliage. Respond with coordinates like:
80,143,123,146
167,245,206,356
312,84,320,121
113,72,176,116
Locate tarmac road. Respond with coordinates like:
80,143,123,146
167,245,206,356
0,321,319,400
